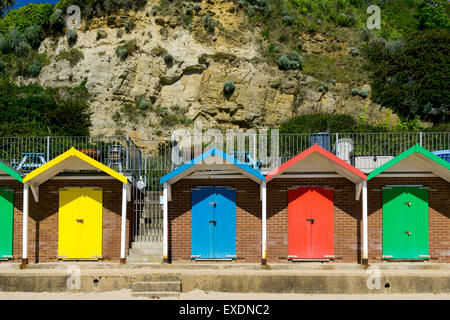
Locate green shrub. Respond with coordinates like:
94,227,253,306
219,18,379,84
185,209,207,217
7,28,31,57
117,102,147,124
358,89,369,98
223,80,236,95
27,59,41,77
24,25,42,50
277,54,291,70
56,48,85,67
268,44,279,53
0,3,54,34
417,0,450,29
277,51,303,71
334,13,355,27
241,0,271,17
384,39,404,56
163,53,174,66
204,15,215,33
158,106,169,118
138,97,151,111
289,51,303,69
0,36,10,54
66,29,78,45
282,15,293,26
96,29,108,41
349,47,359,57
116,47,128,60
82,0,147,19
279,114,358,134
351,88,359,96
7,28,24,50
15,40,31,56
0,78,91,136
0,58,4,72
50,8,65,27
115,40,138,60
318,84,329,92
278,34,287,42
124,20,135,33
367,28,449,123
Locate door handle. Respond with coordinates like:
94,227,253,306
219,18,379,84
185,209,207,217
404,202,411,207
306,218,315,224
405,231,411,236
76,219,84,223
209,220,216,226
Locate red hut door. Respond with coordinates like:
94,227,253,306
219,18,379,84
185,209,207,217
288,187,334,259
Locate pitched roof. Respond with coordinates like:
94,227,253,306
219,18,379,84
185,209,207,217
367,144,450,181
0,160,23,183
266,144,367,183
23,147,127,185
160,147,265,185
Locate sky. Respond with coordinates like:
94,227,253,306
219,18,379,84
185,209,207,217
11,1,60,10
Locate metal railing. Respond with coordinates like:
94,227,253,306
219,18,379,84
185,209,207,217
130,131,450,177
0,136,142,174
1,132,448,176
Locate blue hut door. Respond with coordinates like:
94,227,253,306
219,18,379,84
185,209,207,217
191,186,236,259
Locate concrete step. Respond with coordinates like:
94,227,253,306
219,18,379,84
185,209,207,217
131,242,163,249
128,248,162,256
132,291,180,299
133,281,181,292
126,255,163,264
134,273,181,282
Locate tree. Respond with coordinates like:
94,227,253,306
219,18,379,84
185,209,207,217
0,0,15,17
368,28,450,124
0,78,92,136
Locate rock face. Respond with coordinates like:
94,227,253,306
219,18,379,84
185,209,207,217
34,0,396,140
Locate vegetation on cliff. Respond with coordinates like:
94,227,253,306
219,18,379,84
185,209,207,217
0,0,448,137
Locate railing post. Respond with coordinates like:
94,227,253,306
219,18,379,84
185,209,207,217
253,133,257,163
126,136,130,171
419,132,423,147
46,136,50,162
335,133,339,155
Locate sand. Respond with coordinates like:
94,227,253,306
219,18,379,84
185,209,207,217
0,290,449,300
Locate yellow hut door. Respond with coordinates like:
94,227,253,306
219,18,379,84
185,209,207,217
58,188,103,259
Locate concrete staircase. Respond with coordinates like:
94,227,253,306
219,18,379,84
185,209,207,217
132,273,181,299
127,242,163,264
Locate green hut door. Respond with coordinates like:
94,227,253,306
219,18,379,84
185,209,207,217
382,186,429,260
0,188,14,259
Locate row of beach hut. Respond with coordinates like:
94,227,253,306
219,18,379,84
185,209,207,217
0,144,449,265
